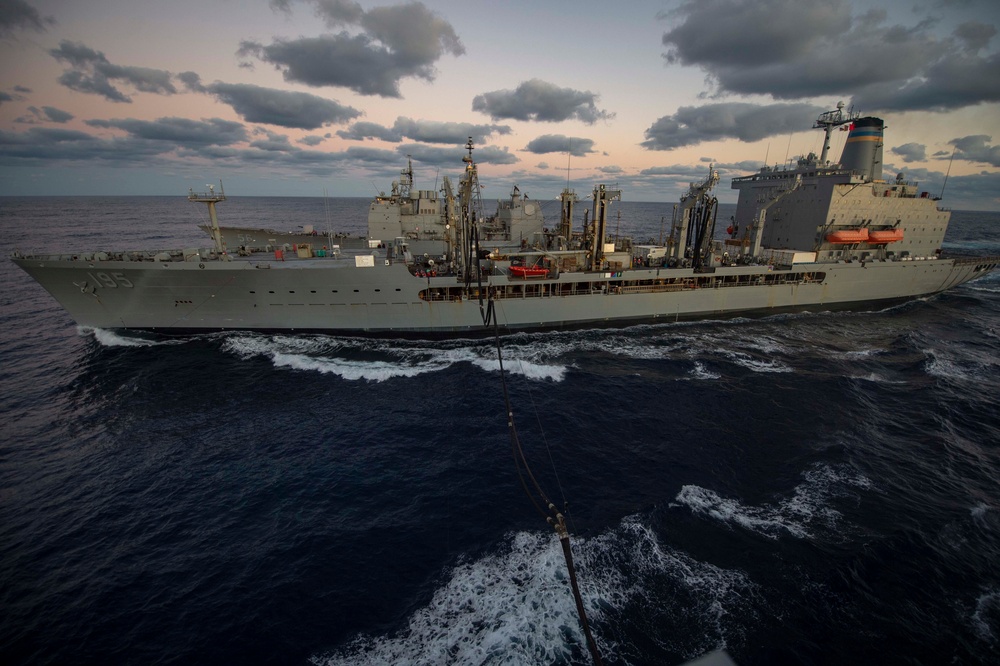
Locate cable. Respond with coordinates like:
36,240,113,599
475,260,602,665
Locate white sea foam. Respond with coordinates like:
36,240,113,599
222,334,568,382
971,503,991,520
312,517,757,665
924,347,1000,383
719,350,793,373
312,531,602,665
674,464,871,540
971,589,1000,643
84,327,163,347
685,361,721,381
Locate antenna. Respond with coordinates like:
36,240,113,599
566,138,572,189
939,147,955,200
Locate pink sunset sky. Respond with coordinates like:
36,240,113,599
1,0,999,209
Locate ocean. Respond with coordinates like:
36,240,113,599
1,195,998,665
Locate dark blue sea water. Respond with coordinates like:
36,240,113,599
1,196,999,665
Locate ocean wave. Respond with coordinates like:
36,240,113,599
685,361,721,381
586,516,759,658
718,349,793,373
83,327,171,347
312,531,605,665
673,464,872,540
971,589,1000,643
313,516,755,665
924,346,1000,384
221,334,567,383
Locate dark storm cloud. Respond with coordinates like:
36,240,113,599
523,134,596,157
240,1,464,97
950,135,1000,167
0,0,55,36
891,143,927,163
85,117,248,147
50,41,177,103
953,21,996,52
852,51,1000,111
659,0,1000,112
472,79,615,124
641,102,825,150
337,117,510,144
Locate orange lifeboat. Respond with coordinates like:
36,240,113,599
826,228,869,244
868,229,904,243
509,265,549,278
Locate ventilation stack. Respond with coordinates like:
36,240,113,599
840,117,884,182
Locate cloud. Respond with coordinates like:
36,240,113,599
86,117,248,147
950,134,1000,167
891,142,927,163
472,79,615,124
297,134,327,146
180,72,360,130
337,117,510,144
852,51,1000,112
641,102,826,150
658,0,1000,112
0,126,170,164
239,1,464,97
336,120,401,142
210,82,360,130
14,105,73,124
0,0,55,36
523,134,596,157
250,129,295,152
398,143,517,167
50,41,177,103
953,21,996,52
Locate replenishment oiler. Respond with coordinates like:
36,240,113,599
11,105,999,336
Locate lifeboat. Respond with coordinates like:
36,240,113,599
509,265,549,278
826,228,869,244
868,229,904,243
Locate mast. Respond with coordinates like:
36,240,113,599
813,101,858,165
399,156,413,199
589,184,621,270
459,138,484,279
188,182,227,254
558,187,577,242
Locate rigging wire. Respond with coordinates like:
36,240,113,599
472,241,603,666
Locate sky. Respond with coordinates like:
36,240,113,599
1,0,999,209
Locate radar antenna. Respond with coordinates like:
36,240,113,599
814,101,860,165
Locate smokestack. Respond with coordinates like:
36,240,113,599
840,117,884,181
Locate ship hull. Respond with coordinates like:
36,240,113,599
13,253,997,336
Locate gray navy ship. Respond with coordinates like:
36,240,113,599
11,105,999,336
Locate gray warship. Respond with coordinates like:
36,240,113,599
11,106,999,336
205,156,546,257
